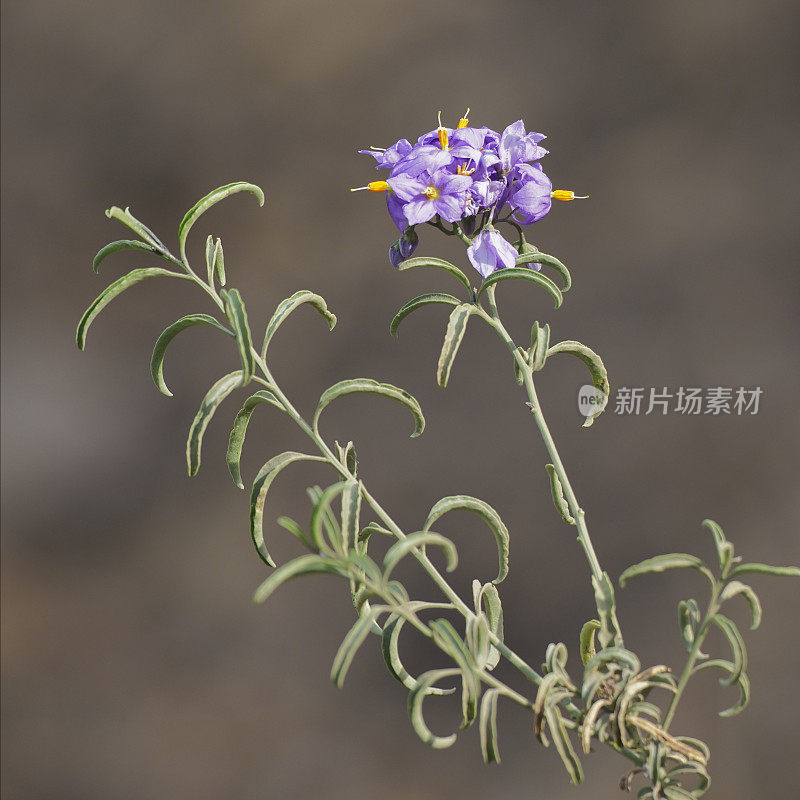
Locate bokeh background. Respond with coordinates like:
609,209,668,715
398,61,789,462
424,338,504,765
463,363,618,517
3,1,799,798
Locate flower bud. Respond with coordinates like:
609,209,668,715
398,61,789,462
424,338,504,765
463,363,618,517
399,226,418,258
461,215,478,237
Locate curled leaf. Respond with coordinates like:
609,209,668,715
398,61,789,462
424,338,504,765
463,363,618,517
619,554,715,589
720,580,762,629
514,251,572,291
221,288,254,387
389,292,460,338
383,532,458,577
252,554,348,603
476,267,563,309
436,304,474,388
545,464,575,524
546,340,609,427
408,668,462,749
262,290,337,358
479,688,502,764
226,390,284,488
397,256,472,293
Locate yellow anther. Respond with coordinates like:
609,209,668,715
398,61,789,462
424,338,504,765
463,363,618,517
423,186,440,199
457,163,476,176
457,107,471,128
350,180,389,193
551,189,589,201
437,109,449,149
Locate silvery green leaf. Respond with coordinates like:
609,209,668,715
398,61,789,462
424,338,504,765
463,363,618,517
336,440,358,477
314,378,425,438
543,705,583,785
309,482,348,555
93,239,167,272
513,346,527,385
544,642,573,686
205,235,225,287
619,554,715,588
381,609,456,695
221,288,254,387
429,619,480,728
340,479,362,552
662,784,695,800
473,581,504,670
720,581,762,629
277,516,315,551
382,531,458,577
330,608,378,688
693,658,751,716
226,390,284,488
530,321,551,372
151,314,233,397
252,554,348,603
397,256,472,293
479,688,502,764
424,495,509,584
720,670,750,717
186,371,242,477
546,340,609,427
476,267,563,309
584,646,640,677
545,463,575,525
261,290,337,358
729,563,800,579
76,268,186,350
678,599,703,652
592,572,623,649
579,620,600,666
389,292,461,338
466,613,491,669
407,668,462,749
357,522,392,554
178,182,264,261
437,304,474,388
701,518,734,575
710,614,747,686
105,206,168,252
514,251,572,291
249,452,325,567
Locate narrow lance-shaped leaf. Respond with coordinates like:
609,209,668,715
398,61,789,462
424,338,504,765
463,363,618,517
309,482,349,554
437,304,474,388
545,463,575,525
314,378,425,438
221,288,254,387
390,292,461,339
205,235,225,287
479,688,502,764
178,182,264,261
151,314,233,397
76,268,186,350
544,705,584,785
720,580,762,629
429,619,481,729
383,532,458,577
593,572,623,649
677,599,703,652
252,554,349,604
408,668,462,749
93,239,168,272
546,340,609,427
514,251,572,291
105,206,168,252
730,563,800,579
530,321,550,372
619,554,715,588
262,290,337,358
330,608,378,688
424,495,509,584
186,371,243,477
397,256,473,293
250,452,325,567
476,267,563,309
340,479,362,553
226,390,284,488
693,659,751,717
710,613,747,686
474,581,504,671
702,518,735,575
276,516,315,552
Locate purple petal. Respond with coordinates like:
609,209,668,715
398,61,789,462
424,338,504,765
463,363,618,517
387,174,426,202
433,194,465,223
403,199,437,226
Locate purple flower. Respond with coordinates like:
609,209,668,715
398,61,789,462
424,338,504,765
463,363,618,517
498,121,548,173
388,169,472,225
388,226,419,268
359,139,413,170
506,163,553,224
467,227,519,278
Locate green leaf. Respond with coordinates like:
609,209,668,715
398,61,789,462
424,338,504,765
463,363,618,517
383,532,458,577
429,619,480,728
252,554,348,603
205,235,225,287
545,463,575,525
701,519,734,575
543,705,583,785
93,239,168,272
619,554,715,588
308,482,348,555
397,256,472,293
584,646,640,678
314,378,425,438
186,371,242,477
249,452,325,567
151,314,233,397
662,785,695,800
389,293,461,339
105,206,168,252
436,304,474,387
479,688,502,764
76,268,185,350
466,613,491,669
262,290,337,358
476,267,563,308
178,182,264,261
710,614,747,686
473,581,504,671
226,390,284,488
330,608,378,688
221,288,254,387
720,581,762,629
408,668,461,749
692,659,751,716
357,522,393,554
424,495,509,584
546,340,609,427
678,599,703,652
592,572,623,649
514,251,572,291
530,321,550,372
381,608,456,695
579,620,601,666
729,563,800,579
340,479,362,552
276,516,315,551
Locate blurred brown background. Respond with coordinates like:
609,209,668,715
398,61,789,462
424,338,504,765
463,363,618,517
2,1,799,798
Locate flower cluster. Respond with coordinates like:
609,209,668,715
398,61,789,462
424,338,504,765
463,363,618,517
353,110,584,278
